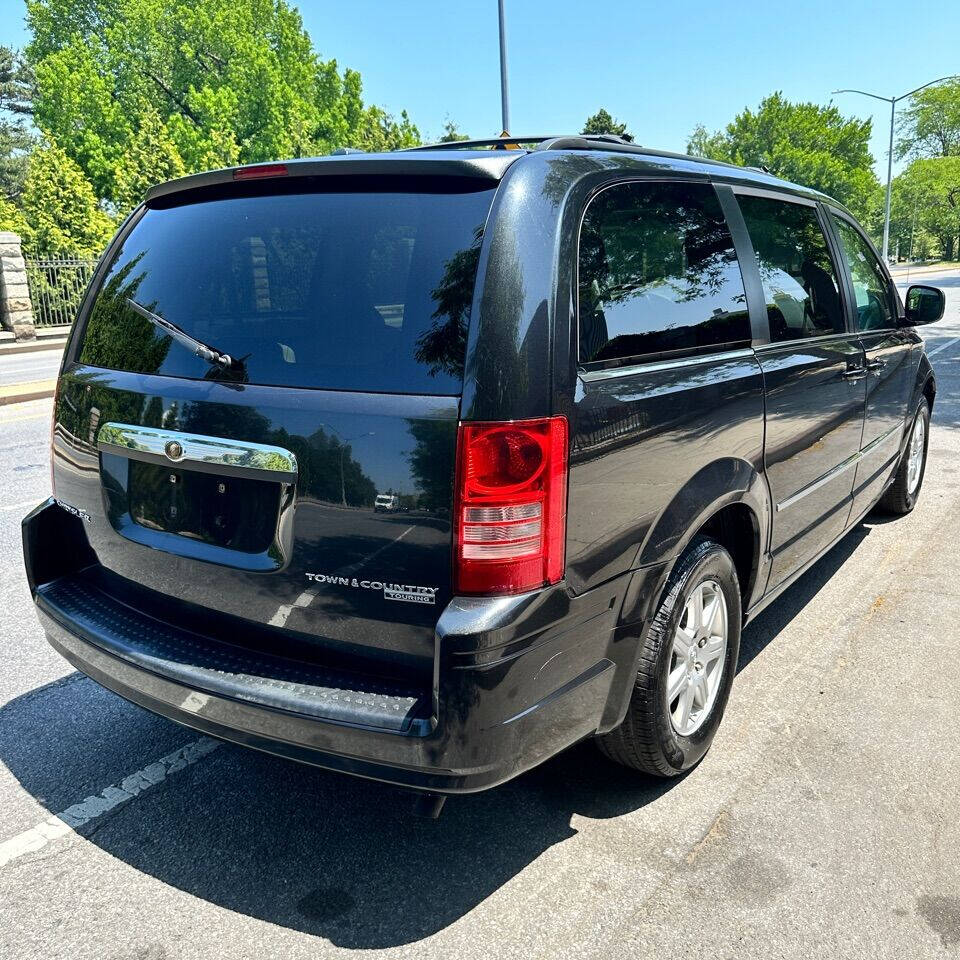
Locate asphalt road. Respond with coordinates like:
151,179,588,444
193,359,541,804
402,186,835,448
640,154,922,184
1,272,960,959
0,348,62,387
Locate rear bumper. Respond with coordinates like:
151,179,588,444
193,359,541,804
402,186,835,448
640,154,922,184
25,500,662,794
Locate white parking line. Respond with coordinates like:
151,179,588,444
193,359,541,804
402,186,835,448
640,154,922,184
927,335,960,358
0,737,219,869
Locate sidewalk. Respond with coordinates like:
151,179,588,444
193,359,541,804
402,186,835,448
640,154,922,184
0,378,57,406
889,261,960,277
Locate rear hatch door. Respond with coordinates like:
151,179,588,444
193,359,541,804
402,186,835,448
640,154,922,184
54,171,497,671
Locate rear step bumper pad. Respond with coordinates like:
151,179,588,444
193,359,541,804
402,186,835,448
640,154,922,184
36,577,430,735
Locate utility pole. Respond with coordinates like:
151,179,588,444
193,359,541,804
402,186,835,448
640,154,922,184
833,75,959,263
909,204,918,263
498,0,510,135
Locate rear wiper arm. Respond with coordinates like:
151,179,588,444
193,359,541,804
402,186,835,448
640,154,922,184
126,298,241,369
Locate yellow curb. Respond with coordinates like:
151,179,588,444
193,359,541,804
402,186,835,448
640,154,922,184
0,379,57,406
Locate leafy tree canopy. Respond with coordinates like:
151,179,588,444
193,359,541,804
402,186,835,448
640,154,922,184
897,78,960,160
891,157,960,260
686,93,880,222
0,46,35,200
582,109,634,142
439,119,470,143
26,0,420,211
3,143,115,257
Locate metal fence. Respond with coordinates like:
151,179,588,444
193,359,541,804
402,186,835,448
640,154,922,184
24,258,97,327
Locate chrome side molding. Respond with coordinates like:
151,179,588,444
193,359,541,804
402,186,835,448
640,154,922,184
97,422,298,482
775,422,902,513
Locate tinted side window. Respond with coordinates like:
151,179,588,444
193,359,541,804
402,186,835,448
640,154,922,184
737,195,845,342
831,216,896,331
578,181,750,366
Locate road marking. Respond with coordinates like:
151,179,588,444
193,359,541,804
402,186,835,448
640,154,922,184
927,336,960,359
0,737,219,869
268,524,415,627
0,361,61,376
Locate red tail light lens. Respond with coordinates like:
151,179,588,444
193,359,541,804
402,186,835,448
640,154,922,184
454,417,568,595
233,163,288,181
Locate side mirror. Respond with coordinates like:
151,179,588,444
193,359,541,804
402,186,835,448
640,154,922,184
904,284,945,326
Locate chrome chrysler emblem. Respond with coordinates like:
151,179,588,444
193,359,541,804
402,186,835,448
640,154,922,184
164,440,184,461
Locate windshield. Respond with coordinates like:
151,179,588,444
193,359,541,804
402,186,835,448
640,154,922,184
78,179,495,394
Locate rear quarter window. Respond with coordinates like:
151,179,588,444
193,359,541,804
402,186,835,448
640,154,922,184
78,179,495,394
577,180,751,367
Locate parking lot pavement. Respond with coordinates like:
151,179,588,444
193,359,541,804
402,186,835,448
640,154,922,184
1,276,960,959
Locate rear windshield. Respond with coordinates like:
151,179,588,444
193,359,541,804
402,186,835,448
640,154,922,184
77,179,494,394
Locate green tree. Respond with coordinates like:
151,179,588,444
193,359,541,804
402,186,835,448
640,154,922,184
687,93,880,222
0,46,34,200
892,158,960,260
687,123,727,160
26,0,419,210
897,78,960,160
582,108,634,142
351,106,420,153
112,105,187,214
12,143,114,257
439,119,470,143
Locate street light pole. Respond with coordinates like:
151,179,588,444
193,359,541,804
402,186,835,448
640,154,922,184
498,0,510,134
317,421,375,507
833,75,959,263
883,96,895,264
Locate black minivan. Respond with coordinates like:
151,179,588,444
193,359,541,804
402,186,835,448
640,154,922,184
24,135,944,807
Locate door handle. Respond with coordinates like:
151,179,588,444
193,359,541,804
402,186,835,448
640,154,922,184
842,364,867,380
866,358,885,372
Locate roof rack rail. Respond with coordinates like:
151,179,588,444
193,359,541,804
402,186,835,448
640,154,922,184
399,135,781,180
404,134,645,154
404,136,562,151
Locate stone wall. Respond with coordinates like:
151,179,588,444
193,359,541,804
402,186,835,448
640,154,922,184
0,232,36,340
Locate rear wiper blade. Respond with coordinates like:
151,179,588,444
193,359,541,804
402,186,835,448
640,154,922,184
126,298,241,370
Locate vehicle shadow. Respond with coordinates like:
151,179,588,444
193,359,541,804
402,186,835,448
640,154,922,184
0,677,673,946
0,520,873,948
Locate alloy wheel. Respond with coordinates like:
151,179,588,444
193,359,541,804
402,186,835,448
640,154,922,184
907,411,926,496
667,579,728,737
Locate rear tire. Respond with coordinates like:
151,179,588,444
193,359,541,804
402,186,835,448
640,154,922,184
879,401,930,516
598,537,741,777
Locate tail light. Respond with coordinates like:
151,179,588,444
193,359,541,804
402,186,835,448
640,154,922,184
233,163,288,181
454,416,569,595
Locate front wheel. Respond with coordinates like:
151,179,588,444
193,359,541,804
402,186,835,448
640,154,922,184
879,401,930,515
598,537,741,777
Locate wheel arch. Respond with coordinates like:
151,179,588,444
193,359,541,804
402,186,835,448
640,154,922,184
634,457,772,613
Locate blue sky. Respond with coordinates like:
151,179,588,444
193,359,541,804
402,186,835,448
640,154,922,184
4,0,959,177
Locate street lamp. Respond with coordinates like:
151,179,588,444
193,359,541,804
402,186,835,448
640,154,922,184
336,432,374,507
498,0,510,135
318,422,375,506
833,76,959,263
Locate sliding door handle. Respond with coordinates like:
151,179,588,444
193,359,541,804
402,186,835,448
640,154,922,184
866,358,886,372
842,364,867,380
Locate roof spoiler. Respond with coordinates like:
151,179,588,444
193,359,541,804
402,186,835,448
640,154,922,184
144,152,520,205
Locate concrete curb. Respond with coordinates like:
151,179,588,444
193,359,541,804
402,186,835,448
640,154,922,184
0,338,67,357
0,379,56,406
